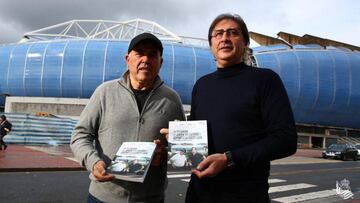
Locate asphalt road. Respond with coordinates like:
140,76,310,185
0,160,359,203
166,161,360,203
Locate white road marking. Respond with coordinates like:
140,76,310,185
269,179,287,183
269,183,316,193
168,175,338,203
171,177,287,184
272,189,337,203
65,157,80,163
167,175,287,184
167,174,191,178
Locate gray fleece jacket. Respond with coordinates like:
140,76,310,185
70,71,185,203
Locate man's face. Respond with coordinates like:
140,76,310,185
210,19,246,68
126,40,163,88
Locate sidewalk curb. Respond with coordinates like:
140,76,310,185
0,167,85,172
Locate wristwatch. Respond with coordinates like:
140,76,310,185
224,151,235,168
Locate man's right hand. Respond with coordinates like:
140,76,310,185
92,160,115,182
152,139,167,166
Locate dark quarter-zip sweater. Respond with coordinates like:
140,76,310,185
190,62,297,182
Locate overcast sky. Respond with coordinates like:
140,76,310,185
0,0,359,47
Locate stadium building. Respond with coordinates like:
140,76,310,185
0,19,359,147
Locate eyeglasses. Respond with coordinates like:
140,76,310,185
211,28,241,40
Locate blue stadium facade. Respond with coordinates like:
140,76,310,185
1,21,360,129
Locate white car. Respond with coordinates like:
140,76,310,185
355,144,360,156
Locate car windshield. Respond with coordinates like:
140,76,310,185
328,144,346,150
355,145,360,149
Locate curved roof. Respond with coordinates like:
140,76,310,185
19,18,208,47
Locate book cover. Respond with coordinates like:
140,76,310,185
107,142,156,182
168,120,208,170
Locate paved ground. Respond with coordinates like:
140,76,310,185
0,145,333,172
0,145,81,171
272,149,343,165
1,145,359,203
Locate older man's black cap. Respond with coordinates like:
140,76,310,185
128,33,163,56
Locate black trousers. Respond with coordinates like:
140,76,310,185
185,174,270,203
0,135,6,148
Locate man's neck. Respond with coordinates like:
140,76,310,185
216,58,243,68
130,80,153,91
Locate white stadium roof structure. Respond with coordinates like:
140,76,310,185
20,18,208,47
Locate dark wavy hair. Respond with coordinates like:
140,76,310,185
208,13,250,47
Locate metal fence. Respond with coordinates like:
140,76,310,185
2,113,77,145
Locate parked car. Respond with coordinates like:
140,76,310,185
322,144,358,161
355,143,360,156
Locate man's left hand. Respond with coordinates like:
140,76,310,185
192,153,227,179
159,128,169,140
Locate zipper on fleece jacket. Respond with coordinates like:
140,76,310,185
119,81,164,141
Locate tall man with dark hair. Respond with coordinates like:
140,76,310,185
185,13,297,203
71,33,185,203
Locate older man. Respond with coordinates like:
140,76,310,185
185,13,297,203
71,33,185,203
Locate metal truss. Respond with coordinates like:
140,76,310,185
20,18,208,47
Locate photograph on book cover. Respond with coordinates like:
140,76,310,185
168,120,208,170
107,142,156,182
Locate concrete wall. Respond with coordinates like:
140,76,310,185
5,96,89,117
5,96,191,118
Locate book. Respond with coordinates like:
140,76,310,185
107,142,156,182
168,120,208,170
